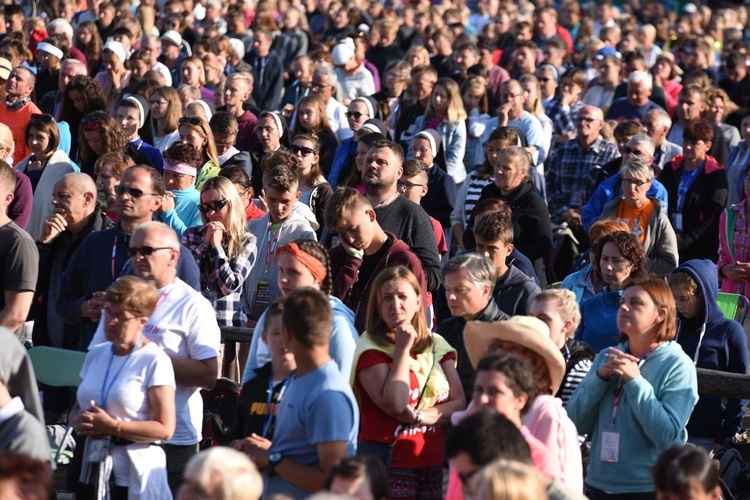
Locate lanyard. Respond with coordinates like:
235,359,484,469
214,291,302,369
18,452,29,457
674,323,706,366
262,377,290,438
263,222,282,277
676,165,703,214
111,235,118,280
101,334,143,408
610,343,660,428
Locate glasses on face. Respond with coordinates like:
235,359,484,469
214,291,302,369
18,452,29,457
290,144,315,156
346,111,368,120
215,140,236,148
576,117,600,124
126,246,173,257
622,177,649,187
622,146,645,156
311,83,330,91
149,99,168,107
114,185,159,198
397,180,425,190
179,116,204,126
198,199,229,213
103,307,140,324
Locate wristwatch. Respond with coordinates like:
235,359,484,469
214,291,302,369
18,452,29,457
414,410,424,426
268,452,283,476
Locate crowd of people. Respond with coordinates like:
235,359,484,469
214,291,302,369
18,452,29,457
1,0,750,498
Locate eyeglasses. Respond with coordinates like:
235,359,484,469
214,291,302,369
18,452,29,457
215,141,236,148
149,99,168,107
114,185,159,198
198,199,229,213
621,177,649,187
397,180,425,190
622,146,645,156
126,246,173,257
346,111,369,120
311,83,331,91
102,307,140,324
179,116,204,126
290,144,315,156
31,113,55,123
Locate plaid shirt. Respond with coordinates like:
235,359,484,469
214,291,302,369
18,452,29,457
182,225,257,327
547,99,585,145
546,135,620,216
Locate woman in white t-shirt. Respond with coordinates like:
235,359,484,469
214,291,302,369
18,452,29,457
73,276,176,499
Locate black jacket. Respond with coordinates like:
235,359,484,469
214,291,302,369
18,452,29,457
658,155,727,262
492,265,541,317
477,181,553,286
244,52,285,112
437,300,509,401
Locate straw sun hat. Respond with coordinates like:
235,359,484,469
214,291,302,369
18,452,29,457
463,316,566,394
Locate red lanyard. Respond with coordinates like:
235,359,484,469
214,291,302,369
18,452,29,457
610,343,660,428
264,223,282,274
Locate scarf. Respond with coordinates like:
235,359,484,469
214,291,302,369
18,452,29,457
5,96,30,111
350,331,456,410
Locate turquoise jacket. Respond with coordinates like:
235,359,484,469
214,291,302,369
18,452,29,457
159,187,202,238
566,340,698,493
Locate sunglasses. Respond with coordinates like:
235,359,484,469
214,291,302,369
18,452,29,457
31,113,55,123
179,116,204,126
126,246,173,257
290,144,315,156
114,185,159,198
622,146,644,156
82,118,103,132
346,111,368,120
198,199,229,213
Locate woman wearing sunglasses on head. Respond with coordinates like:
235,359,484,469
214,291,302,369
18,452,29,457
291,133,332,239
178,115,221,191
79,111,130,177
15,113,80,241
182,176,257,378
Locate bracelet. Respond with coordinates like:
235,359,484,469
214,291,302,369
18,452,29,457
414,410,424,426
116,421,122,436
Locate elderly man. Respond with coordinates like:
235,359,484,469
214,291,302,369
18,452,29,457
582,134,669,232
437,253,508,400
38,59,87,117
0,67,41,162
606,71,665,122
546,105,619,226
644,108,682,172
33,173,112,350
89,222,219,496
58,165,200,350
310,66,351,141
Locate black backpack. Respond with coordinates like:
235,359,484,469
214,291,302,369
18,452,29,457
199,377,240,450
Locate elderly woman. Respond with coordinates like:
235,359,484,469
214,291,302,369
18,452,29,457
658,119,728,263
600,156,678,277
476,146,553,287
73,276,176,499
178,447,262,500
568,278,698,498
352,266,465,498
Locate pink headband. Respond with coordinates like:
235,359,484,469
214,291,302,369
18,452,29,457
163,160,197,177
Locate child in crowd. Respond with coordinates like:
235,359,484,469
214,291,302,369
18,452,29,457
397,160,448,258
326,187,428,332
244,155,317,322
473,211,540,316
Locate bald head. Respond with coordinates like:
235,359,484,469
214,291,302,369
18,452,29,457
132,221,180,249
52,172,97,226
130,221,180,287
60,172,96,195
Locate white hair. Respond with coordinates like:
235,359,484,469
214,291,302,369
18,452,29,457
628,70,653,88
646,108,672,131
183,448,262,500
627,133,656,156
314,66,338,87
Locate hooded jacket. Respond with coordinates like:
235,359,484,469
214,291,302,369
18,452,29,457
492,265,541,316
601,196,678,277
673,259,749,444
658,154,727,262
437,299,509,400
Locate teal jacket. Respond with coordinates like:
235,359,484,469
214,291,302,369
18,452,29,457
566,340,698,493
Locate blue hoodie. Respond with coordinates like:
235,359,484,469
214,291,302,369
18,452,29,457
242,296,358,385
673,259,749,444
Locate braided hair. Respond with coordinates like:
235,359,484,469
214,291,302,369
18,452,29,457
294,239,333,296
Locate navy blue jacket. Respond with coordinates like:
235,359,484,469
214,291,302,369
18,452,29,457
422,164,457,229
57,224,201,350
674,259,749,444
